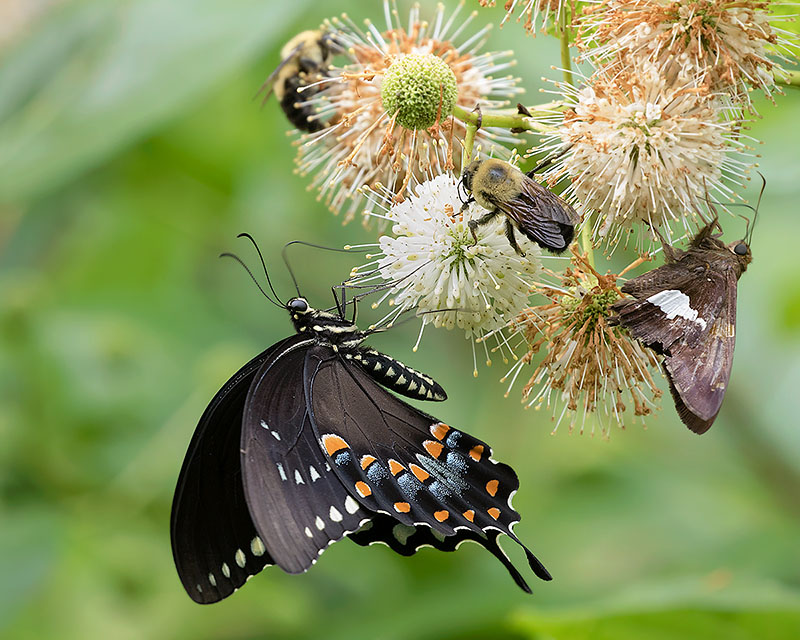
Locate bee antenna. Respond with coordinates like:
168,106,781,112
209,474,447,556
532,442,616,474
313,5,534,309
219,252,283,308
237,233,283,304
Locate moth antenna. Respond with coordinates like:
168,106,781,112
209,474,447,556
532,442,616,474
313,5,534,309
219,252,283,308
237,233,283,304
748,173,766,245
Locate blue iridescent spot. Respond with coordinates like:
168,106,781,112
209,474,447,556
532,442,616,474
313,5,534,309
366,462,389,484
335,451,351,467
445,431,462,449
397,473,420,497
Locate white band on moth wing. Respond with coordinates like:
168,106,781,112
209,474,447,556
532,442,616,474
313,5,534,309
646,290,707,330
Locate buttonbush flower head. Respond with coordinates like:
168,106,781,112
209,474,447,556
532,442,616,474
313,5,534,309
348,173,541,372
294,1,523,223
531,60,752,246
499,250,662,436
578,0,799,108
479,0,568,35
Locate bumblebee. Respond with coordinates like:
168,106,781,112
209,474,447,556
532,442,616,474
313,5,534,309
461,158,578,256
258,30,339,132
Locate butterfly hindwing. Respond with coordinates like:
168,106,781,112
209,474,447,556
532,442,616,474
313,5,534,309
348,515,550,592
241,338,369,574
305,347,549,586
170,341,296,604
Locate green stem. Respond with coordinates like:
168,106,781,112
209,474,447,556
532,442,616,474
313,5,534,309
452,102,563,135
463,120,477,163
557,7,574,87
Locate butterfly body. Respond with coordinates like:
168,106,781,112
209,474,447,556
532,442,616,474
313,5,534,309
610,221,751,434
171,295,550,603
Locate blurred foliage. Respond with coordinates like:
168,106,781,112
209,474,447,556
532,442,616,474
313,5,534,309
1,1,799,639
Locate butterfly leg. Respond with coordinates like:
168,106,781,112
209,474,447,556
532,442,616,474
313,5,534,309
504,218,525,257
468,209,499,246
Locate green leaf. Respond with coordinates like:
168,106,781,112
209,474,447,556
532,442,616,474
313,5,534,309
0,0,310,203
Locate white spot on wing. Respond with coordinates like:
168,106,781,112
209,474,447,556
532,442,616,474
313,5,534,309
646,289,707,330
305,527,313,538
329,506,343,522
277,463,287,481
309,465,321,481
235,549,246,568
221,562,231,578
345,495,359,514
315,516,325,530
251,536,265,556
208,572,217,587
294,469,305,485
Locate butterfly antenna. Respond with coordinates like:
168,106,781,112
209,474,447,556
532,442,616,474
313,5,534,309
237,233,283,304
219,252,284,308
282,240,370,300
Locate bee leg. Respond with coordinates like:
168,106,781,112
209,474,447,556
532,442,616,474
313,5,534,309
468,210,499,245
504,219,525,257
459,195,475,214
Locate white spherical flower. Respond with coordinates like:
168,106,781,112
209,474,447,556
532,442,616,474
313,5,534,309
352,174,541,353
532,61,751,245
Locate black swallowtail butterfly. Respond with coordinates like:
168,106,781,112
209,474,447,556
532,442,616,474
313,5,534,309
170,241,551,603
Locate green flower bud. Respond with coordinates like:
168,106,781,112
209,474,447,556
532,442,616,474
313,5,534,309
380,53,458,130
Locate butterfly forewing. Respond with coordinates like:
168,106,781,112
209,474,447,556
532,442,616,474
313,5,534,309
306,348,547,583
170,343,287,604
241,338,369,574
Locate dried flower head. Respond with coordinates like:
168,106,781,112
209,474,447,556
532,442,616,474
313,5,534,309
578,0,798,106
348,173,541,372
499,250,663,435
479,0,568,35
295,2,523,223
531,61,751,246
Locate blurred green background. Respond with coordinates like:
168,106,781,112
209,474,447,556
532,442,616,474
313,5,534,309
1,1,799,638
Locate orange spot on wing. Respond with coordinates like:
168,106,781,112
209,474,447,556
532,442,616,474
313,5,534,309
410,464,430,483
360,455,376,470
434,510,449,522
388,459,404,476
322,434,348,456
487,507,500,520
423,440,443,458
485,479,499,497
355,481,371,497
394,502,411,513
469,444,484,461
430,423,450,441
462,510,475,522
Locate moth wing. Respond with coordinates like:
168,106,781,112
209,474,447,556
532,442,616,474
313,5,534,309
170,340,292,604
241,338,369,574
305,348,549,591
612,260,738,433
662,269,738,433
497,178,577,252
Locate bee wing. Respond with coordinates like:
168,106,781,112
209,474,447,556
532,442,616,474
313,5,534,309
255,42,306,103
497,179,578,252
